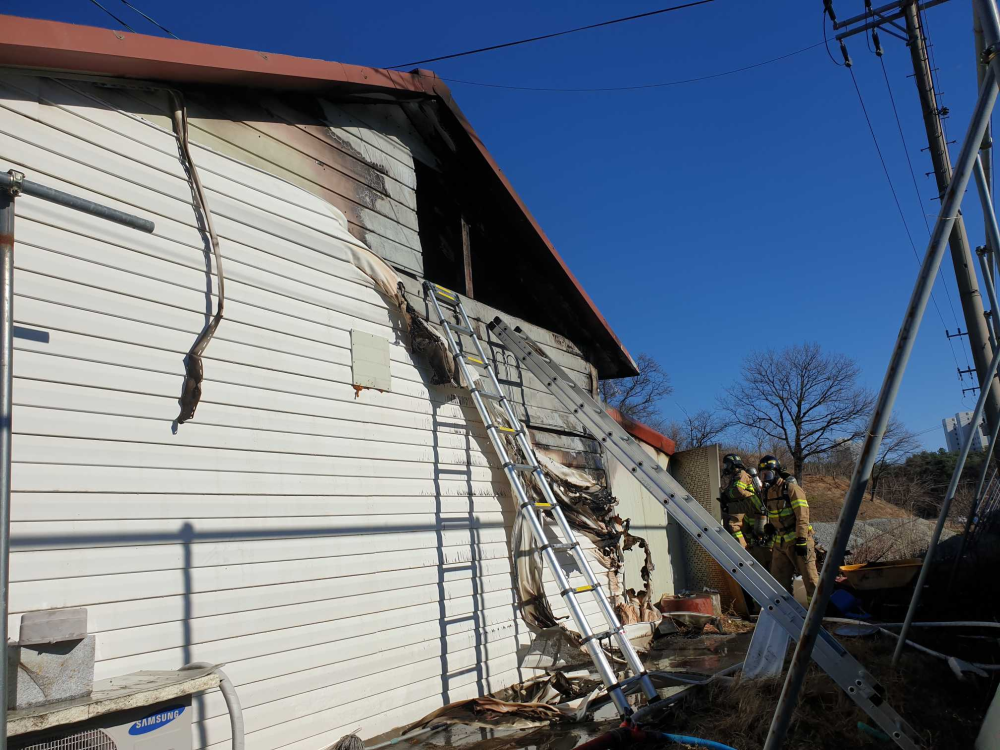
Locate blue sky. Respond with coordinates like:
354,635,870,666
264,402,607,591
5,0,991,450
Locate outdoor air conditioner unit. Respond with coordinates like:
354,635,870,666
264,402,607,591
11,695,194,750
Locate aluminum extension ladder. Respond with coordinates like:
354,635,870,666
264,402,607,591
423,282,659,718
486,316,923,750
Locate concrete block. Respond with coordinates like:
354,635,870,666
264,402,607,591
19,608,88,646
7,634,95,709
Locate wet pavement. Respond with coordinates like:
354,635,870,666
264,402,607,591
371,631,753,750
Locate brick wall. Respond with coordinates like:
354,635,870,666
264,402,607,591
670,445,740,603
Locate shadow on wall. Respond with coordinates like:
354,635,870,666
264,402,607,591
11,509,517,749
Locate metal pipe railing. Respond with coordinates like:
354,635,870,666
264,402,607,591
762,1,1000,743
0,169,152,750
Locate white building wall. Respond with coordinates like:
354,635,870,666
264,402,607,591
0,71,609,750
944,411,988,452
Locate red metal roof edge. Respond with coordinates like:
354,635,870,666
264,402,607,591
606,407,676,456
0,14,638,377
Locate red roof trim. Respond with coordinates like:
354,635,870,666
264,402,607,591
0,14,638,377
606,407,676,456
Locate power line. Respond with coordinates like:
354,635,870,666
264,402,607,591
87,0,137,33
412,41,826,93
385,0,714,69
848,65,964,374
823,8,846,68
118,0,179,39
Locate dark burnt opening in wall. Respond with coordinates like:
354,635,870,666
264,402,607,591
413,159,536,322
414,159,465,296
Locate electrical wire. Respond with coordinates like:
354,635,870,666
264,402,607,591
848,66,964,376
87,0,137,33
412,41,826,93
823,9,845,67
385,0,714,69
118,0,179,39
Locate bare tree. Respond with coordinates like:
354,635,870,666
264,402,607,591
869,415,921,501
720,343,875,481
599,353,672,428
666,409,729,450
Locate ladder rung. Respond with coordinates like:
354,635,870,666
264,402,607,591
581,628,622,646
611,672,650,692
504,462,536,473
445,322,474,336
429,282,459,299
541,542,578,553
471,388,503,401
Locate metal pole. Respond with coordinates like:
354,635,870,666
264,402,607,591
0,172,153,233
975,8,995,258
893,344,1000,665
904,0,1000,441
0,191,11,750
976,157,1000,263
947,409,999,590
943,176,1000,592
762,48,1000,750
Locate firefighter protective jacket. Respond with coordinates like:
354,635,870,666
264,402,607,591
762,476,811,543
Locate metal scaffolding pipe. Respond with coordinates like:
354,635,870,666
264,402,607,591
947,406,1000,590
0,170,151,750
761,11,1000,745
0,191,10,750
943,183,1000,592
0,171,154,233
976,157,1000,259
893,342,1000,664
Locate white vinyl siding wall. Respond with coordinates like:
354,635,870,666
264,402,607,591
0,71,608,750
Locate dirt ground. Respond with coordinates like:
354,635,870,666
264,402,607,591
802,475,911,522
647,632,995,750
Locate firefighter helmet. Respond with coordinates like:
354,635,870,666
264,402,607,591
757,454,781,474
722,454,744,475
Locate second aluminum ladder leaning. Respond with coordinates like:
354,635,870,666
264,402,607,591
486,315,923,750
423,281,659,718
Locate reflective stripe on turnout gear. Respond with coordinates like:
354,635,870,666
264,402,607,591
777,525,813,543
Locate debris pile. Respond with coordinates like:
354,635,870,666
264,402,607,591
648,633,988,750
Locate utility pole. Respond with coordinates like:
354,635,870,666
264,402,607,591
902,0,1000,435
975,6,997,285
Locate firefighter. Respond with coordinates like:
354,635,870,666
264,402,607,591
758,455,819,601
720,453,763,550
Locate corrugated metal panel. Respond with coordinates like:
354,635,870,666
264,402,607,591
0,70,609,749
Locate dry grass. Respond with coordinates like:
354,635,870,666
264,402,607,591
650,634,989,750
802,475,911,522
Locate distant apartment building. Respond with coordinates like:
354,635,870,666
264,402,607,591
943,411,990,452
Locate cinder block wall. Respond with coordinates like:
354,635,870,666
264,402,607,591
670,445,732,596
